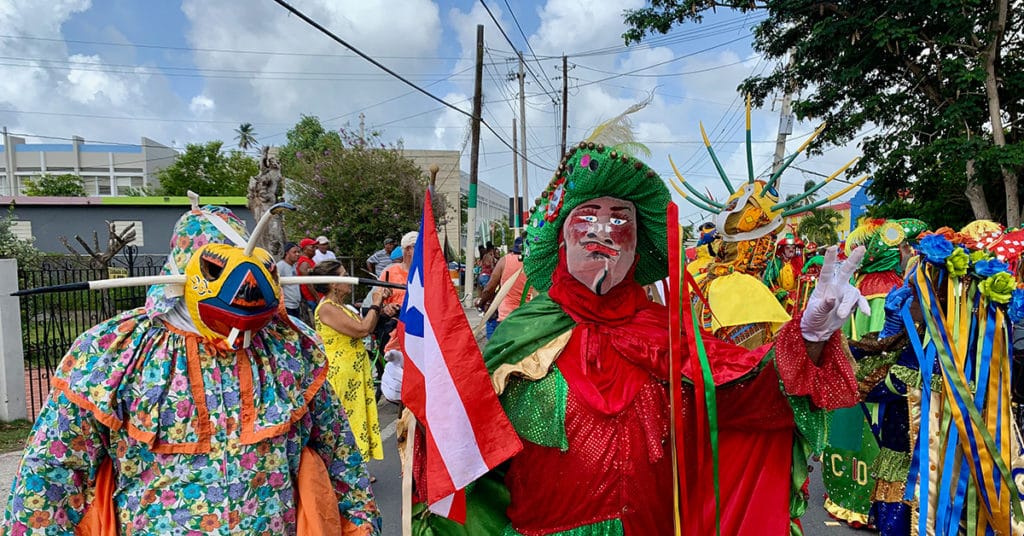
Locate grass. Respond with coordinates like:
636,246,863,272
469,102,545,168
0,420,33,453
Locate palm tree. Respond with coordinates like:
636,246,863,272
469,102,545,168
797,207,843,246
235,123,258,151
785,179,820,207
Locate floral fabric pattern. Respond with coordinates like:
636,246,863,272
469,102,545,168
2,309,381,535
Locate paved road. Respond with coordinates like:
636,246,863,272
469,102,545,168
0,406,869,535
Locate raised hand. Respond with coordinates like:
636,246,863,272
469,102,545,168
800,245,870,342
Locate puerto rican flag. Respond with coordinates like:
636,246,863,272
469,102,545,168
399,190,523,522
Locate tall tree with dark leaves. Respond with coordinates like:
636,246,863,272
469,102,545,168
624,0,1024,226
156,141,257,196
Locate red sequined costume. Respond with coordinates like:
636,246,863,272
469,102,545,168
477,256,859,535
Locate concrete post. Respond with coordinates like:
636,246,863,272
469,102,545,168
0,259,26,421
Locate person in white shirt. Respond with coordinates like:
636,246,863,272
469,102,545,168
313,235,337,264
276,242,302,317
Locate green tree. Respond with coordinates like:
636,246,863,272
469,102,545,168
285,125,428,264
22,173,86,197
784,180,819,207
796,207,843,247
235,122,258,151
0,206,39,266
624,0,1024,227
156,141,258,196
278,115,343,179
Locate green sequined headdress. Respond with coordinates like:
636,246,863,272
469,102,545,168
522,141,671,292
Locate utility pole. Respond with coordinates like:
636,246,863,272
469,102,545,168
771,51,797,174
560,55,568,157
465,24,484,302
512,117,520,238
518,52,529,215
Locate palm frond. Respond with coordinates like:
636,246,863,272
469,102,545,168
584,90,654,157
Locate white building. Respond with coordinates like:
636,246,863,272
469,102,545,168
0,130,178,196
401,149,512,251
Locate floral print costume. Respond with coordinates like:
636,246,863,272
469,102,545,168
315,299,383,461
2,205,381,535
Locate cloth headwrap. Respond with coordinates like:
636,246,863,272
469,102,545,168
145,205,251,318
523,142,671,291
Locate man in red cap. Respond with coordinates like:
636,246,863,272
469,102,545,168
297,237,319,315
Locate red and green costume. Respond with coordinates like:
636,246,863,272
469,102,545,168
411,144,860,535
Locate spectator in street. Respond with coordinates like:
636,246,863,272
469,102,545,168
313,235,337,264
378,232,416,348
476,236,530,339
297,237,319,315
477,242,497,287
311,260,389,465
366,238,396,277
276,241,302,317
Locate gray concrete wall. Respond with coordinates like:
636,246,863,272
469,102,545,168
6,203,254,255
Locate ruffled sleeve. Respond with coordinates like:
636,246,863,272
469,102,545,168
2,390,109,534
772,313,859,410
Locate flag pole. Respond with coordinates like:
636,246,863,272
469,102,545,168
667,202,684,536
399,410,417,536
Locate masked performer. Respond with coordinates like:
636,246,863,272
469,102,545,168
410,136,869,535
819,218,926,528
763,232,805,312
2,197,381,535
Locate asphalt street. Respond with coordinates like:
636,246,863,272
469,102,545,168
0,399,869,535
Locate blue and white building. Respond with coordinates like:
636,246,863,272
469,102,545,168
0,130,178,196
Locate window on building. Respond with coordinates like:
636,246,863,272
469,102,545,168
82,176,111,196
111,220,143,246
10,220,32,241
115,176,145,195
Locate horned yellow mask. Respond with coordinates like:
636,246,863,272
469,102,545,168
184,243,280,345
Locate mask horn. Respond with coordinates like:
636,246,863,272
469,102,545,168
668,155,724,209
244,202,297,257
279,276,407,290
11,275,187,296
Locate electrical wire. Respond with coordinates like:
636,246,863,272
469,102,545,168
271,0,554,171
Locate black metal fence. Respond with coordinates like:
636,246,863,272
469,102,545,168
17,250,164,420
15,251,375,419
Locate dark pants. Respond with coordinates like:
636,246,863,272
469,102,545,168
286,307,301,318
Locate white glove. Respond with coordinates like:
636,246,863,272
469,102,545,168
800,245,870,342
381,350,404,403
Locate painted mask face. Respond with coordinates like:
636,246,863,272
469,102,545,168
184,243,280,346
562,196,637,295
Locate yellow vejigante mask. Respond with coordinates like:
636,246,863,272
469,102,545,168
184,242,281,344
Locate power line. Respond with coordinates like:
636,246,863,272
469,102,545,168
494,0,560,99
573,55,757,79
0,108,292,125
0,33,468,61
0,59,476,82
270,0,553,171
576,34,753,89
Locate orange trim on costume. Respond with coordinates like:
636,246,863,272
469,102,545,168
237,348,328,445
75,458,118,536
50,378,123,432
162,321,236,353
183,337,214,450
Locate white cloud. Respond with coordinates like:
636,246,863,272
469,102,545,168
0,0,869,226
189,95,215,115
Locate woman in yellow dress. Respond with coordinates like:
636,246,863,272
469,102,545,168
310,260,389,462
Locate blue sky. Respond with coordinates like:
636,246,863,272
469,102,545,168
0,0,865,223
